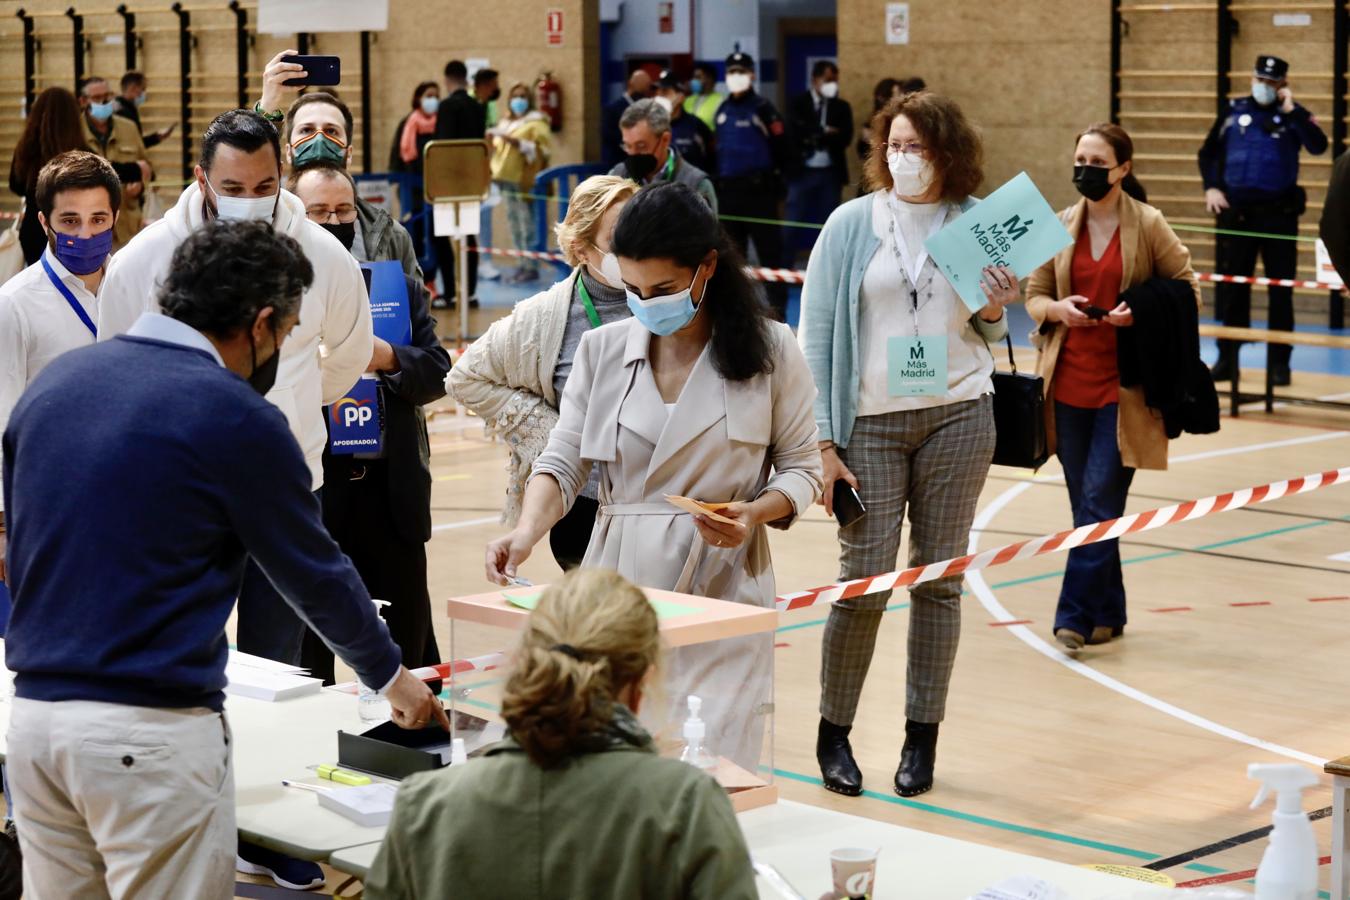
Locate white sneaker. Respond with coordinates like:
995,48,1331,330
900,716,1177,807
479,262,502,280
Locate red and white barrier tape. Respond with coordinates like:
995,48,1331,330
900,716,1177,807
1196,272,1335,290
469,246,1340,291
327,649,508,694
774,467,1350,613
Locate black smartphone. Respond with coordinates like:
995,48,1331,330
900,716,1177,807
832,482,867,528
281,55,341,87
1077,303,1109,320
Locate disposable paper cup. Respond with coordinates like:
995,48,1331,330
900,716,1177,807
830,847,878,899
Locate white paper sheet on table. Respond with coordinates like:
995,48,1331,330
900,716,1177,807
225,651,321,702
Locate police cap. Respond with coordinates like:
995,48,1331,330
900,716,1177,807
1254,55,1289,81
657,69,684,91
725,51,755,72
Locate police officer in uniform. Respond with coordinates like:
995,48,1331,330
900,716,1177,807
715,50,790,320
1198,54,1327,385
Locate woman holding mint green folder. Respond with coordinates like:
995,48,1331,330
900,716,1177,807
799,91,1019,801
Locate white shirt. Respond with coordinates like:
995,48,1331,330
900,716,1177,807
0,250,99,512
96,184,374,491
856,192,999,417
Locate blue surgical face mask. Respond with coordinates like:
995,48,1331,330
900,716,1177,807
689,78,704,95
88,101,116,121
49,227,114,276
420,95,440,115
509,96,530,117
625,265,706,336
134,92,147,107
1252,79,1278,106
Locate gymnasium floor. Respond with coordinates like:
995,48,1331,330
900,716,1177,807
339,289,1347,897
234,277,1350,895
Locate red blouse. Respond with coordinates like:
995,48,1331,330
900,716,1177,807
1054,225,1122,409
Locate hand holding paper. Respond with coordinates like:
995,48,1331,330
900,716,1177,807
925,172,1073,313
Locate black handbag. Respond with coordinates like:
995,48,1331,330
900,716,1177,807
989,331,1050,469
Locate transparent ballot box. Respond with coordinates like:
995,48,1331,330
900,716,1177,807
445,585,778,812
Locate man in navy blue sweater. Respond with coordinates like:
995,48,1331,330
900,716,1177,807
1,220,447,899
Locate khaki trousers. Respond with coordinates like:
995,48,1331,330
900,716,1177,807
7,698,235,900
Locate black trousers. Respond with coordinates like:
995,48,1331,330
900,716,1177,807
548,495,599,571
302,460,440,685
1214,206,1299,368
432,234,478,300
718,175,788,320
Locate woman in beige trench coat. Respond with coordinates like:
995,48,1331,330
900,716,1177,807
485,183,823,768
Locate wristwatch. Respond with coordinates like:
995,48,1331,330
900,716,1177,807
253,100,284,123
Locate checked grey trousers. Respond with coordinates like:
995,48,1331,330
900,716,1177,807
819,396,996,726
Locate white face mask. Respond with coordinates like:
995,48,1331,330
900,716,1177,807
887,150,934,198
653,96,673,113
207,177,277,222
819,81,839,100
592,248,624,290
726,73,752,94
1251,79,1278,106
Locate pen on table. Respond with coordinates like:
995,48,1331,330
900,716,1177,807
507,576,533,587
281,779,331,794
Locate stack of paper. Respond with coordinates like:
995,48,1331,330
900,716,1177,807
225,650,322,702
316,783,399,827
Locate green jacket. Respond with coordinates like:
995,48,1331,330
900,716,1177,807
365,707,757,900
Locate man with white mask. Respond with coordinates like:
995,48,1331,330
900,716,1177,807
786,60,853,262
98,109,372,659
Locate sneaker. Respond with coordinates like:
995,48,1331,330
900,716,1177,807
1054,628,1085,655
479,262,502,280
516,268,541,283
236,842,325,891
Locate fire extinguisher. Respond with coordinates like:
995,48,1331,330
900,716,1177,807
536,71,563,133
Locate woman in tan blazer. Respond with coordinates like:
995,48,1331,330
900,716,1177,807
1025,123,1199,654
483,183,823,769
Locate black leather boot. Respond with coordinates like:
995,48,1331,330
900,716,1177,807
894,719,939,797
816,718,863,796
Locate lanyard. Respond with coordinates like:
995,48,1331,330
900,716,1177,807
41,256,96,338
885,198,947,285
577,276,602,328
659,150,676,183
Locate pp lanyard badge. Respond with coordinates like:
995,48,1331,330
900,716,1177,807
887,335,948,396
328,375,384,455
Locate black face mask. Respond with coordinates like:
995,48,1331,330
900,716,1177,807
247,320,281,396
320,220,356,252
624,153,659,182
1072,164,1116,202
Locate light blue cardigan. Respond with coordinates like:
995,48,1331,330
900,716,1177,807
798,192,1009,448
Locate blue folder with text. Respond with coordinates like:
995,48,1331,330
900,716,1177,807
361,260,412,346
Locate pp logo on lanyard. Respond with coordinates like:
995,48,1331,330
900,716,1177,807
887,335,947,396
328,375,384,454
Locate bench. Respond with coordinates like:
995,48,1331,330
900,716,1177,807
1197,324,1350,416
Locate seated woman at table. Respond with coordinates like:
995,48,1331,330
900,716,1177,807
364,568,757,900
449,174,638,570
483,182,823,770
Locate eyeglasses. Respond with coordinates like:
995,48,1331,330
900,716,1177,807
887,140,927,156
305,204,358,224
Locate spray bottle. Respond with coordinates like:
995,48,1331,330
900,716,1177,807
678,695,717,774
1248,763,1320,900
358,600,393,722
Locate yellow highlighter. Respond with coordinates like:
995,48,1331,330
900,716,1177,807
308,764,372,786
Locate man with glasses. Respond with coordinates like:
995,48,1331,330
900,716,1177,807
287,163,449,690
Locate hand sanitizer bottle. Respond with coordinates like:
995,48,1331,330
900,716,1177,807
358,599,393,723
451,738,468,765
678,695,717,774
1248,762,1320,900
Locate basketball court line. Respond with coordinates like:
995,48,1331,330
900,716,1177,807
966,429,1342,766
